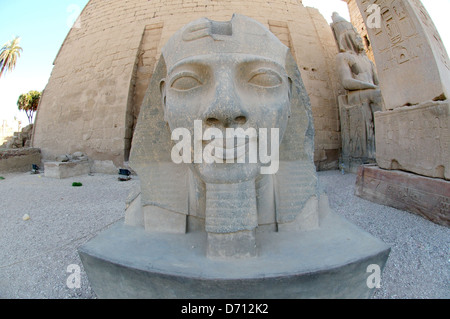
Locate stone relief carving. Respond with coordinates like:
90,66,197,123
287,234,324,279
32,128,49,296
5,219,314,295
356,0,449,109
410,0,450,70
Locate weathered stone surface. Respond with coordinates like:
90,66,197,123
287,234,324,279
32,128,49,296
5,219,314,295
1,124,34,149
130,14,321,258
124,187,143,227
354,0,450,110
207,230,257,259
79,209,390,298
355,165,450,226
0,148,41,173
338,95,376,172
90,160,118,174
56,154,70,162
72,151,85,158
143,205,187,234
343,0,376,63
375,100,450,180
331,13,384,173
82,14,390,299
32,0,341,170
44,160,90,179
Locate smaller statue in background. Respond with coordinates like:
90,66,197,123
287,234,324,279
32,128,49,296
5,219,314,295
331,12,384,170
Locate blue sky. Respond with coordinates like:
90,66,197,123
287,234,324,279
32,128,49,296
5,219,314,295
0,0,90,125
0,0,449,125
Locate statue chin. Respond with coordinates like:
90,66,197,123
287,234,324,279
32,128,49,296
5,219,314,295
190,162,261,184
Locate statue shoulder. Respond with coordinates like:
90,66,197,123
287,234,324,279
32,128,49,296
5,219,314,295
336,52,356,66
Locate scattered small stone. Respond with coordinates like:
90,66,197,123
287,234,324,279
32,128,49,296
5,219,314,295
56,154,70,162
72,152,84,158
22,214,30,221
55,152,88,163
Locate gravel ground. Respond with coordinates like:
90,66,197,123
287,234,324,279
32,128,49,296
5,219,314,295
319,170,449,299
0,170,448,299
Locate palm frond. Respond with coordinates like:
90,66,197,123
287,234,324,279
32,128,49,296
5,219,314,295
0,36,23,78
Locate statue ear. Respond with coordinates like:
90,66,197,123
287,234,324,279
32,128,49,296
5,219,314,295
160,79,167,121
287,76,293,117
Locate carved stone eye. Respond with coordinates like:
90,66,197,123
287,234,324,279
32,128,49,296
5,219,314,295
248,69,282,88
171,75,202,91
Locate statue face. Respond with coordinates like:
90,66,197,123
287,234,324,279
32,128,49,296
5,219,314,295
162,53,291,184
353,32,365,53
341,31,365,54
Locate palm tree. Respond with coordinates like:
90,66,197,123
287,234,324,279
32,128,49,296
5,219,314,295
0,36,23,78
17,90,41,124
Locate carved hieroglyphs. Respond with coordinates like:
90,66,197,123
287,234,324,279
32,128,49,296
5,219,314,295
351,0,449,225
375,100,450,180
356,165,450,226
352,0,450,180
354,0,450,110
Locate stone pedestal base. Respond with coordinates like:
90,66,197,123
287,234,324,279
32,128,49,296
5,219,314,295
355,165,450,227
79,210,390,299
44,160,90,179
374,100,450,180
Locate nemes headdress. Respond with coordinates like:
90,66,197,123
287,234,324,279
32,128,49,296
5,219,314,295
331,12,361,53
162,14,288,69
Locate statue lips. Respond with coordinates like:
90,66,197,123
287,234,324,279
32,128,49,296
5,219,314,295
207,137,250,162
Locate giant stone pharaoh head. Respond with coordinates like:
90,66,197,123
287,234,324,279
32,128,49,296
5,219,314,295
160,16,292,184
130,14,319,258
79,14,391,300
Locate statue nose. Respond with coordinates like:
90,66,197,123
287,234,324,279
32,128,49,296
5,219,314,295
202,75,248,128
204,114,248,127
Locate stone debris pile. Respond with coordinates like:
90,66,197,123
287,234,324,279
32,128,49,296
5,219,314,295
1,124,34,149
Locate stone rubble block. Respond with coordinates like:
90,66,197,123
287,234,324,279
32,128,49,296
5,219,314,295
355,165,450,227
44,152,91,179
375,100,450,180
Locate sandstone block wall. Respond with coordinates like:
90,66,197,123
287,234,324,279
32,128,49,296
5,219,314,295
32,0,341,170
0,148,41,173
